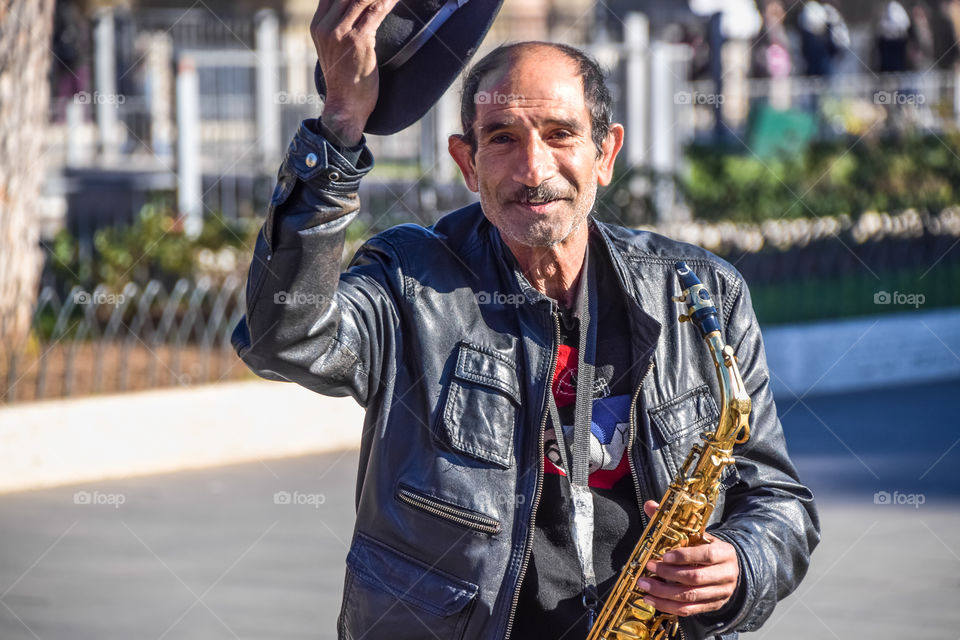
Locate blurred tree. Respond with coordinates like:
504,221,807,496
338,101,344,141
0,0,56,346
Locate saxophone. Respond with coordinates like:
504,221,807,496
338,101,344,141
585,261,752,640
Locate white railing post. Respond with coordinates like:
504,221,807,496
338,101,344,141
625,11,649,196
256,10,281,167
145,32,175,159
650,42,692,222
954,67,960,129
66,99,85,166
419,109,438,215
93,7,119,163
177,57,203,238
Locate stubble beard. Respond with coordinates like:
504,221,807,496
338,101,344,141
480,178,598,250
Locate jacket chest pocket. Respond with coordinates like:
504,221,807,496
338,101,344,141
649,385,721,479
436,341,520,469
338,533,478,640
648,385,740,518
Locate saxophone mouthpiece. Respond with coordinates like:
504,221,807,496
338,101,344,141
673,261,721,337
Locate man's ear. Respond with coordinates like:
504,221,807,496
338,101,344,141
597,123,624,187
448,134,479,192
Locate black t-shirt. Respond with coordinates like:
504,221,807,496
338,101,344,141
512,236,656,638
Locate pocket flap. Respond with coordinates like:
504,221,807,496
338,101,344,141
346,533,478,618
648,385,720,443
453,342,520,405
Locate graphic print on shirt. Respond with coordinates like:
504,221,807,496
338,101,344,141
545,344,632,489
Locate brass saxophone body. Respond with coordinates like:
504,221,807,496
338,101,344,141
586,262,752,640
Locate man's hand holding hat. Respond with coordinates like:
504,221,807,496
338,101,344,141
310,0,399,147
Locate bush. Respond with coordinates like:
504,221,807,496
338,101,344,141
679,131,960,222
49,202,259,291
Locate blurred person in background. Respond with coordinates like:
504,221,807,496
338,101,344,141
51,0,91,121
938,0,960,68
751,0,795,78
876,1,912,72
799,0,849,76
908,3,937,70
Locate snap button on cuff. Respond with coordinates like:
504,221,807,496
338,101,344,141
327,170,341,182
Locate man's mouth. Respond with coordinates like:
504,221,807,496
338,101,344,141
514,198,564,212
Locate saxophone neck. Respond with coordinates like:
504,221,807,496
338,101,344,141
705,331,751,445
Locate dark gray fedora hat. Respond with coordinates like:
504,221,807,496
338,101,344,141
314,0,504,135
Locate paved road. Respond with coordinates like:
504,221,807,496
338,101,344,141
1,380,958,639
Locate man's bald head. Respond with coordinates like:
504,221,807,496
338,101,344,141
459,42,613,155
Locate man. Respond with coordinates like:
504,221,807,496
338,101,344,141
232,2,820,638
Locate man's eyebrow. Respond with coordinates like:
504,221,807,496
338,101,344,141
478,116,586,135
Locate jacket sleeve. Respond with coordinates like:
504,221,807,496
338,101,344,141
694,275,821,636
231,118,400,407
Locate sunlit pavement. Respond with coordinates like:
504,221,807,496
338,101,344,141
1,379,958,639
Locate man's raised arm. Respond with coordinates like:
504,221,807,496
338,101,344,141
231,0,400,405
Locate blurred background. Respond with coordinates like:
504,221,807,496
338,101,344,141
1,0,959,638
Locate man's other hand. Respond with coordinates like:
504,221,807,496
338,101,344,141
636,500,740,616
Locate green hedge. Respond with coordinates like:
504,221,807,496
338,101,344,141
750,262,960,325
681,131,960,223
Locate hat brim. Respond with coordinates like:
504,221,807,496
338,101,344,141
315,0,503,136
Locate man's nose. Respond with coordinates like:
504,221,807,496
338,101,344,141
512,136,555,187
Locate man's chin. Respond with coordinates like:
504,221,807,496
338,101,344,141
500,220,579,249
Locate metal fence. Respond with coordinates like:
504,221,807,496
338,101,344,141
1,278,248,404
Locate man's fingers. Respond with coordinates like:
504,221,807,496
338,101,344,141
661,538,736,566
636,577,731,604
640,592,731,617
353,0,400,35
311,0,344,34
312,0,388,38
643,500,659,519
644,559,735,586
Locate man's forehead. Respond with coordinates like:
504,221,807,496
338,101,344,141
474,49,588,128
477,47,582,96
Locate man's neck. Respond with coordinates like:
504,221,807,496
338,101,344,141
503,225,589,308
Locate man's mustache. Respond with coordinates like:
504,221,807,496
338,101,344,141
509,182,574,204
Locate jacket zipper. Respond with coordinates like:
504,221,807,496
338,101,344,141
627,359,656,520
396,486,502,536
502,308,561,640
627,358,687,640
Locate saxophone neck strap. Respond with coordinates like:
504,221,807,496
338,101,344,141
547,242,599,622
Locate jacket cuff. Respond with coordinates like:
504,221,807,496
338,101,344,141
283,118,373,194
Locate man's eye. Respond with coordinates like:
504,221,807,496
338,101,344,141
490,134,512,144
552,130,573,140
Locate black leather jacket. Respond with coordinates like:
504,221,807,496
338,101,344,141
232,120,820,640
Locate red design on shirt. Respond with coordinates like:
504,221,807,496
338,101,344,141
552,344,578,407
